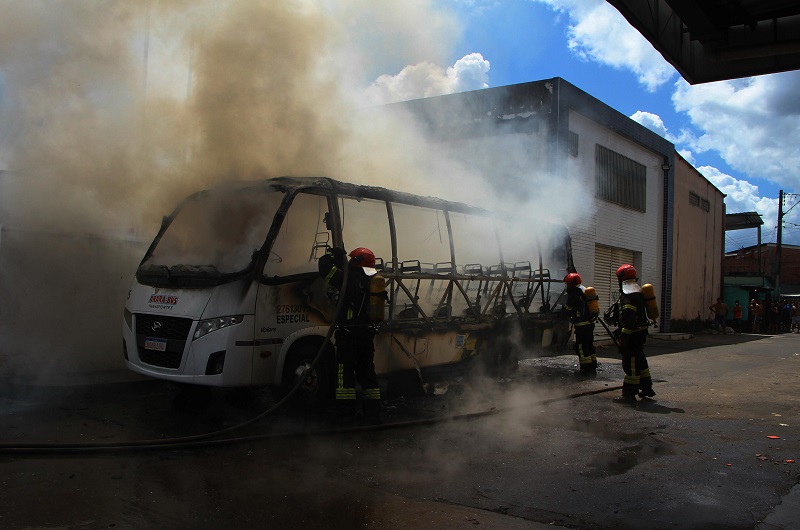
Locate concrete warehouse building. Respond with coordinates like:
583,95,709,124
391,77,726,332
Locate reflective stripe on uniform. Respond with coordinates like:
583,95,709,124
621,327,648,334
577,342,595,365
624,356,640,386
336,363,356,400
623,373,640,386
325,265,338,283
363,388,381,400
623,355,651,385
335,389,356,400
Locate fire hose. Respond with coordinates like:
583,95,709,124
0,265,627,455
596,316,619,347
0,383,624,455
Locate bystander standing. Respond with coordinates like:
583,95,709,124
782,301,792,332
710,298,728,334
768,302,779,333
751,299,763,333
732,300,743,334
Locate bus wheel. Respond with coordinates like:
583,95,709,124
280,341,333,411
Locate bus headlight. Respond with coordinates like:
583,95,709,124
193,315,244,340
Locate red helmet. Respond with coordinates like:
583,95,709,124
563,272,582,287
616,264,637,283
348,247,375,268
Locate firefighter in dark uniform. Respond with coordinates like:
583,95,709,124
562,273,597,376
318,246,382,422
607,264,656,403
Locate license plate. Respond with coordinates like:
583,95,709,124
144,338,167,351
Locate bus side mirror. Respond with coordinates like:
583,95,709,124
323,212,333,230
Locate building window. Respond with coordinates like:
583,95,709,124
595,145,646,212
689,191,710,212
568,131,578,157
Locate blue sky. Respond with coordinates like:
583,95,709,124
358,0,800,251
1,0,798,250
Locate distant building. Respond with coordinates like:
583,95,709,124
724,243,800,306
391,77,725,332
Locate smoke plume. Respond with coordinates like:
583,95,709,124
0,1,582,384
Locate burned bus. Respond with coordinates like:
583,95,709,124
122,176,575,400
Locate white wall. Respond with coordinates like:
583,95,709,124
565,110,664,301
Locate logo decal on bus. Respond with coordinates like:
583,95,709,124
148,293,179,309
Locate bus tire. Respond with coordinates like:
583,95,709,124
279,340,334,411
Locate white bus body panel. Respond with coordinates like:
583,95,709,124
123,278,260,386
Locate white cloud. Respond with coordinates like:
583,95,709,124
629,110,696,148
629,110,667,138
362,52,490,105
672,73,800,189
696,165,792,247
677,148,695,166
530,0,675,91
699,166,775,217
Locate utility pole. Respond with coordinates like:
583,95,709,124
776,190,783,296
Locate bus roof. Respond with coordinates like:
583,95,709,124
237,176,495,217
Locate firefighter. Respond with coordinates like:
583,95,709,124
318,246,383,423
607,264,656,403
562,273,597,376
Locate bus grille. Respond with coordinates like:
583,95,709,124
135,314,193,369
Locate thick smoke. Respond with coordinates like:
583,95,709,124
0,5,589,495
0,1,584,385
0,1,471,384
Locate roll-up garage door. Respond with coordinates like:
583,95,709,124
593,245,634,315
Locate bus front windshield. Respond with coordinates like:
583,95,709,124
139,186,285,276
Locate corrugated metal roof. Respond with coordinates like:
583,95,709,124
726,211,764,231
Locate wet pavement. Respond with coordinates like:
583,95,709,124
1,331,799,529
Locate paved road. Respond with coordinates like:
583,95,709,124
1,332,798,529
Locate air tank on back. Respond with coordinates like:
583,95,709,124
642,283,659,321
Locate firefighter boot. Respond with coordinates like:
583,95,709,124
639,388,656,398
614,393,637,405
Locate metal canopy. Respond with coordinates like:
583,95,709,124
726,211,764,231
607,0,800,83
